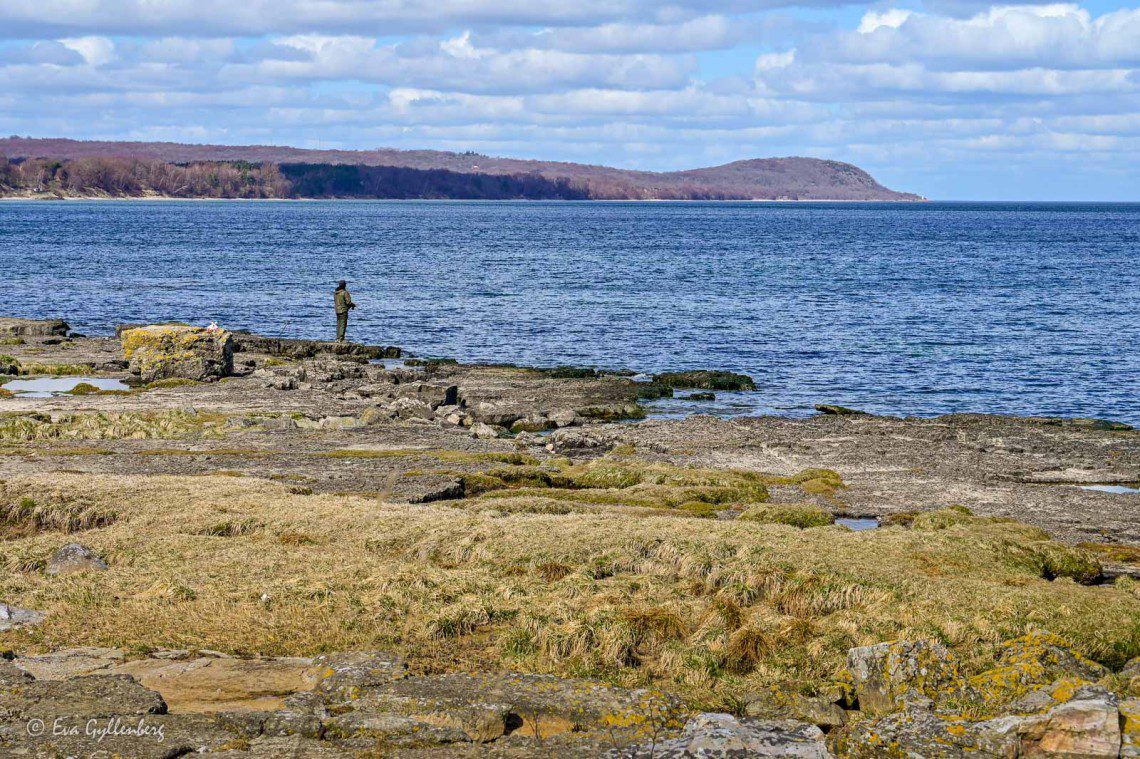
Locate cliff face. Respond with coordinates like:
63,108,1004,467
0,137,923,200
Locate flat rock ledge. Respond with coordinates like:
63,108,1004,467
4,634,1137,757
1,648,832,757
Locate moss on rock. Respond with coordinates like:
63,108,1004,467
653,370,756,391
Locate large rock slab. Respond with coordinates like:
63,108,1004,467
0,317,69,337
112,655,323,713
621,713,833,758
121,324,234,382
231,332,400,360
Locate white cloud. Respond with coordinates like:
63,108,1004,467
0,1,1137,198
857,9,913,33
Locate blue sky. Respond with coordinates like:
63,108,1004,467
0,1,1137,199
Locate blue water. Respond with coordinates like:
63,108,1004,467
1,200,1137,423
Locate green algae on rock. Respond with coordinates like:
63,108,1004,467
653,370,757,391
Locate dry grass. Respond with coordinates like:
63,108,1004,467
0,471,1137,710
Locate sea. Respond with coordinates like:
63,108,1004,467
1,199,1137,423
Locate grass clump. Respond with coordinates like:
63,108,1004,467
1077,542,1140,565
739,504,835,529
143,378,205,390
0,483,118,538
0,338,26,346
911,505,975,530
17,362,95,376
65,382,103,395
0,354,18,375
466,456,776,515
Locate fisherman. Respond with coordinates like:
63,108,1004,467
334,280,356,342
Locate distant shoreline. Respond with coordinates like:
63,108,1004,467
0,193,929,203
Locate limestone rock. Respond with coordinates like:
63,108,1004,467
0,658,35,687
624,713,833,758
547,426,619,453
311,651,408,703
470,422,504,439
0,602,45,632
388,396,435,420
122,324,234,382
469,401,522,428
14,647,124,679
835,705,1022,757
1121,697,1140,758
510,413,552,433
967,632,1110,705
1017,694,1121,758
745,691,848,728
549,408,579,427
846,639,960,714
0,317,69,337
231,333,400,361
0,673,168,718
111,655,321,713
46,542,109,575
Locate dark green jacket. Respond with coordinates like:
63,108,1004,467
334,289,355,315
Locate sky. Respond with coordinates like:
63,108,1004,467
0,1,1137,200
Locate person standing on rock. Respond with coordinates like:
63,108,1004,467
334,280,356,342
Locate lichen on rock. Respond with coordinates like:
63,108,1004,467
121,324,234,383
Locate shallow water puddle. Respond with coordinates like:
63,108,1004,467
645,391,814,421
1078,484,1140,495
2,376,129,397
836,517,880,531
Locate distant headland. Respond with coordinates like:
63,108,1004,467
0,137,924,202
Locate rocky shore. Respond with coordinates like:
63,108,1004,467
1,317,1138,757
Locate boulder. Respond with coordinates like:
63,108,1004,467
122,325,234,383
547,427,620,453
0,317,69,337
815,404,869,416
966,632,1110,706
470,422,504,439
626,713,833,758
846,639,961,714
388,397,434,420
510,413,552,433
46,543,109,575
549,409,579,427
